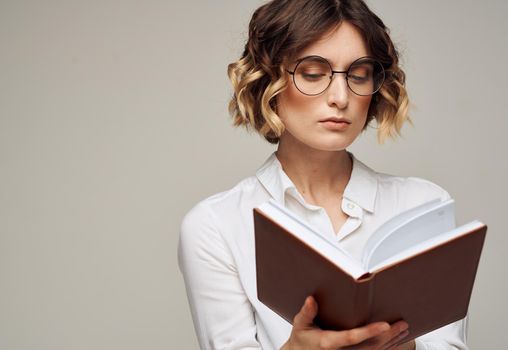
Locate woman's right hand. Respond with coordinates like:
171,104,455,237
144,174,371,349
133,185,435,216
280,296,410,350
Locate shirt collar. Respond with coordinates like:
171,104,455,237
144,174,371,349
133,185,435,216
255,151,378,213
343,154,378,213
254,152,292,205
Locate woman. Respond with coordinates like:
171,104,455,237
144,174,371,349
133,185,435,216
178,0,468,349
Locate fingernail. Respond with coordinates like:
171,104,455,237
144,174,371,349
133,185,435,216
399,322,409,332
306,296,314,308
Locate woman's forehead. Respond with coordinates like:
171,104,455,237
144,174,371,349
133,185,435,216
295,21,369,66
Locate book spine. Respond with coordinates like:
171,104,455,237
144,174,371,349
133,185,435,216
354,273,375,326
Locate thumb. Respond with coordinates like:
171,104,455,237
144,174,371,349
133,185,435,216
293,296,318,329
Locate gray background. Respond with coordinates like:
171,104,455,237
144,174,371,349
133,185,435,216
0,0,506,349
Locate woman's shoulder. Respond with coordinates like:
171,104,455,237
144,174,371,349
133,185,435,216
351,155,451,204
375,170,451,204
180,174,264,234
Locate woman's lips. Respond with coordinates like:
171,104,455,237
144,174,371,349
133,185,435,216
319,117,351,131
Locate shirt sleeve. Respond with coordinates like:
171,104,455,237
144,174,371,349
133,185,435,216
414,315,469,349
177,202,262,350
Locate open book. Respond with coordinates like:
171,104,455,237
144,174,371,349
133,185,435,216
254,198,487,343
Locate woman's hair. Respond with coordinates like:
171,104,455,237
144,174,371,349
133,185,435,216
227,0,409,144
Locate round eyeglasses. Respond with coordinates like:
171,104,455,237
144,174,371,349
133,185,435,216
286,55,385,96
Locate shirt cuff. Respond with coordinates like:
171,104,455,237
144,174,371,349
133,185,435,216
415,338,428,350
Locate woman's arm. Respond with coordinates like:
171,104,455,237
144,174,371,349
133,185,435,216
178,202,262,350
178,202,469,350
178,203,406,350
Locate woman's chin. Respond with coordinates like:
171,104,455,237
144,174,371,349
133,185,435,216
300,140,354,153
279,129,358,153
311,135,356,152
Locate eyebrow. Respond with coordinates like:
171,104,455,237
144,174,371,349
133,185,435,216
294,55,327,63
294,55,369,67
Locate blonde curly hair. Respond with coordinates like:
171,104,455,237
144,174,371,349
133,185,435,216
227,0,409,144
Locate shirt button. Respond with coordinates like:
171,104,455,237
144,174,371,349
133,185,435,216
347,203,355,209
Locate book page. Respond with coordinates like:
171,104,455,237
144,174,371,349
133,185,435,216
362,199,456,271
367,220,485,273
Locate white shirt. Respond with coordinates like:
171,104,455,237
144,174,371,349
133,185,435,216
178,152,469,350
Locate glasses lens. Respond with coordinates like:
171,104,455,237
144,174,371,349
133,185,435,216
293,57,331,95
347,58,385,96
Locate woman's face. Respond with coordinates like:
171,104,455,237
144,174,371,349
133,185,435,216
277,21,372,152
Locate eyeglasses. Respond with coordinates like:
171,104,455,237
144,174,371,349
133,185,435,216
286,55,385,96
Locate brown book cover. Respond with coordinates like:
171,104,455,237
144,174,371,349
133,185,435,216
254,207,487,343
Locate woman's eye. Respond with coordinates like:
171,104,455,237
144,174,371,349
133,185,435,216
348,74,369,83
301,73,326,80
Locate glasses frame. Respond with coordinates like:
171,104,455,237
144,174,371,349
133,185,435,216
286,55,386,97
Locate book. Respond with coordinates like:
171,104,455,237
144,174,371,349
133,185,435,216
253,198,487,344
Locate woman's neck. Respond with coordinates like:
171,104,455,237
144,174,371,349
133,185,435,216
275,136,352,201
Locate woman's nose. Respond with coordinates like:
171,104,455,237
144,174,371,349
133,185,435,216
326,73,349,109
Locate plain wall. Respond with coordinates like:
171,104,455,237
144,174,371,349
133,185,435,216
1,0,506,349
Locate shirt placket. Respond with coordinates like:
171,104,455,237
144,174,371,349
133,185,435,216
336,198,363,241
284,188,338,242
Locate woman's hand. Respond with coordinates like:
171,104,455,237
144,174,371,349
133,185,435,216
280,296,410,350
388,340,416,350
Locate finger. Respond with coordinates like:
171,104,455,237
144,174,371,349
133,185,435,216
319,321,391,348
380,329,410,350
339,321,407,349
375,321,408,347
381,320,408,336
390,320,409,332
292,296,318,329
